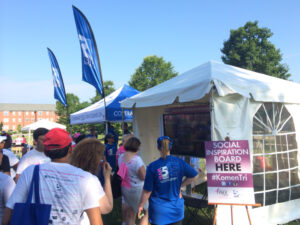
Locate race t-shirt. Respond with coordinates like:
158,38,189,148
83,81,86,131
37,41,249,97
105,144,117,172
118,154,145,188
16,149,50,175
7,162,105,225
3,149,19,178
0,172,15,223
144,155,198,224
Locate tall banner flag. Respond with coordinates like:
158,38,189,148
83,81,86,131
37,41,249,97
72,6,104,97
47,48,68,107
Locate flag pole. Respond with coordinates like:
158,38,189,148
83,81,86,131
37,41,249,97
72,6,108,133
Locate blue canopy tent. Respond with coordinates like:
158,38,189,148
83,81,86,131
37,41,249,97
70,84,139,125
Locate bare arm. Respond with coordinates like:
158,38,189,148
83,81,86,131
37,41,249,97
2,208,12,225
138,166,146,181
181,174,199,188
138,189,152,218
85,207,103,225
14,174,20,183
99,162,113,214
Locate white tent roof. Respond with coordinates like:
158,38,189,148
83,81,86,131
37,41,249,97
121,61,300,108
21,119,66,131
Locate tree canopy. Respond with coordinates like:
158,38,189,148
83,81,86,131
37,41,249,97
221,21,290,80
128,55,178,91
56,93,90,132
90,80,115,104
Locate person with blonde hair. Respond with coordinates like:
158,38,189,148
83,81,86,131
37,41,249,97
70,138,113,215
138,136,199,225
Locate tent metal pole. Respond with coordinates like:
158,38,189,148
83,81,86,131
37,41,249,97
122,108,125,135
210,86,215,141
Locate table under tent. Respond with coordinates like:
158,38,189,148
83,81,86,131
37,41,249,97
121,61,300,225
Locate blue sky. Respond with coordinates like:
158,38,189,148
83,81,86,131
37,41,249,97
1,0,300,104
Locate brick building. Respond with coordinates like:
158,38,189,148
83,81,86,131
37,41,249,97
0,103,59,131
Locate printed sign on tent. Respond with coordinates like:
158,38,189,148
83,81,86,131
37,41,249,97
205,140,255,204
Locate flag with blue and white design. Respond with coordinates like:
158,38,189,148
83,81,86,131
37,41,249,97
47,48,67,107
73,6,104,97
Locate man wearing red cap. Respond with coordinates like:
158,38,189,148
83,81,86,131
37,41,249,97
3,128,105,225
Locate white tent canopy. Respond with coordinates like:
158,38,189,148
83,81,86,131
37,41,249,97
121,61,300,225
21,119,66,131
121,61,300,108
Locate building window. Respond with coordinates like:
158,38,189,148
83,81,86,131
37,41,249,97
46,111,49,115
12,111,16,115
31,112,35,115
25,118,29,122
18,111,22,116
25,112,29,115
3,125,9,130
18,118,22,122
4,111,9,116
3,118,9,123
51,118,54,121
38,111,42,116
12,125,15,130
12,118,16,122
252,103,300,206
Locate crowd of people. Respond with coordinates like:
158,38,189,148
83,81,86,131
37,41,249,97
0,123,199,225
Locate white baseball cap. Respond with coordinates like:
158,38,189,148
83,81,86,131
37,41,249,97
0,136,7,143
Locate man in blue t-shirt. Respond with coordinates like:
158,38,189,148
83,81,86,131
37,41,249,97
104,133,117,173
138,136,199,225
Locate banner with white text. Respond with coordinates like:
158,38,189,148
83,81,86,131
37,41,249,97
205,140,255,204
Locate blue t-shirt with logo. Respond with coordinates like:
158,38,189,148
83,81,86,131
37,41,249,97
105,144,117,172
143,155,198,225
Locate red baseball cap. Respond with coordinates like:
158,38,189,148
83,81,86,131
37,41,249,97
43,128,72,151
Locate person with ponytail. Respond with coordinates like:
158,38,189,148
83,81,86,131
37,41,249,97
138,136,199,225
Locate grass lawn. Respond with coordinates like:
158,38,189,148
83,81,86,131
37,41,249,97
103,197,300,225
102,197,213,225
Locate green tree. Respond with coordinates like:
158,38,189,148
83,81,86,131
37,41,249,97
56,93,90,132
221,21,290,79
17,124,22,133
0,121,3,131
90,80,115,104
129,55,178,91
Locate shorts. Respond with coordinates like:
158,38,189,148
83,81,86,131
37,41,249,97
122,186,149,213
151,220,182,225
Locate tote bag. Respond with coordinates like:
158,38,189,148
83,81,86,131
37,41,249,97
10,165,52,225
